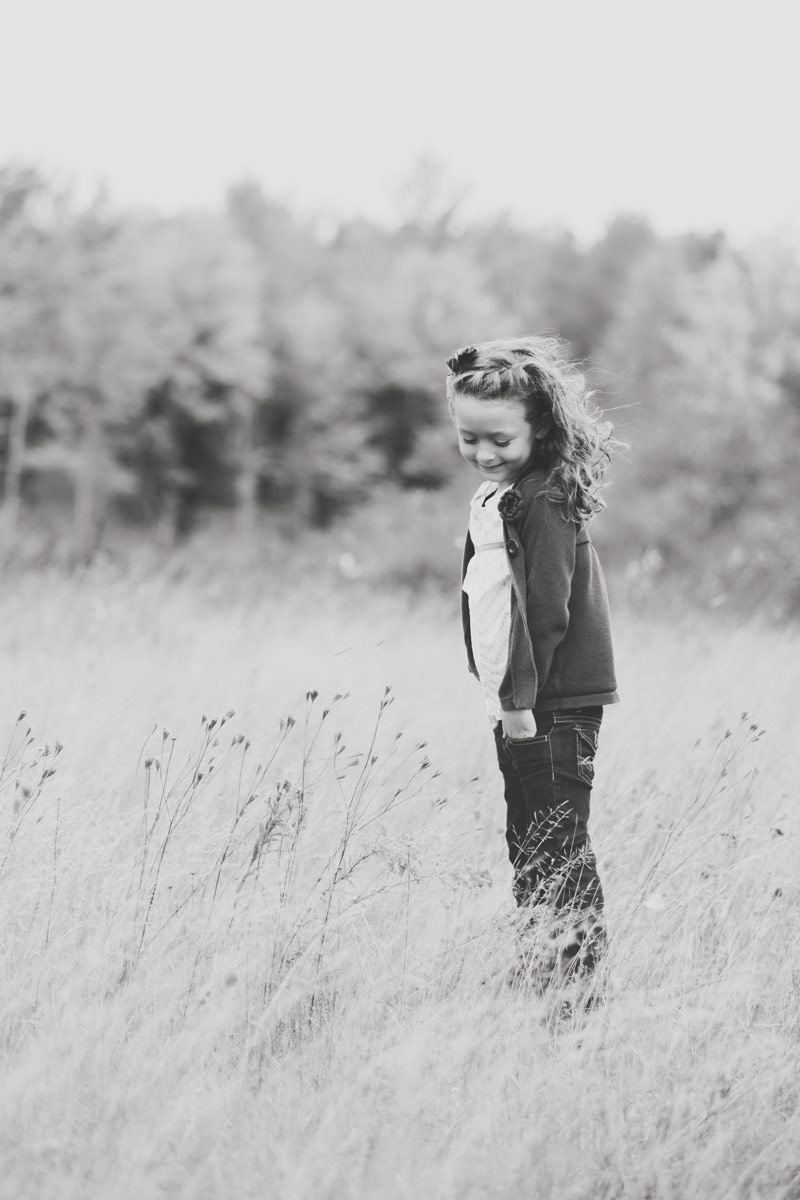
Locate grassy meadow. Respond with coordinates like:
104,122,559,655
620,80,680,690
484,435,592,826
1,559,799,1200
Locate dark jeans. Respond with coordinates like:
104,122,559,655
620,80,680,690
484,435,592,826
494,707,606,971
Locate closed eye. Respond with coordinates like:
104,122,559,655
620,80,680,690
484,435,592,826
460,437,511,447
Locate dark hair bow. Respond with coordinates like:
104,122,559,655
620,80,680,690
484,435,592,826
446,345,479,374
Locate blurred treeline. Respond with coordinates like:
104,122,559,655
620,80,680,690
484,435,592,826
1,163,799,613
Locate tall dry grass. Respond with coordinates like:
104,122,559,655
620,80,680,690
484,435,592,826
0,563,798,1199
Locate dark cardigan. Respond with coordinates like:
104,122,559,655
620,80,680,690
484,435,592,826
461,467,619,713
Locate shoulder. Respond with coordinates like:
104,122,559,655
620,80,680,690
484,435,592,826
516,470,550,504
506,471,578,544
495,469,548,516
512,470,562,522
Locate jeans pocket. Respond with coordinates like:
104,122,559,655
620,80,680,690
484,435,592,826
504,731,554,782
505,732,547,745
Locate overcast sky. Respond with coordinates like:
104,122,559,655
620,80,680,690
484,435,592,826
3,0,798,242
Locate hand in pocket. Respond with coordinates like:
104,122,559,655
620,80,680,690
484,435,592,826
501,709,538,740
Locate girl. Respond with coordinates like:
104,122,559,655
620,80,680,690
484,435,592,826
447,336,618,994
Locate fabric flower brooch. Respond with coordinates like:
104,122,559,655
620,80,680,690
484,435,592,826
497,488,524,521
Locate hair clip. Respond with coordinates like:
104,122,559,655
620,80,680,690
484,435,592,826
446,345,479,374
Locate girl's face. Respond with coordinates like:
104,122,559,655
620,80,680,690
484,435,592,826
453,394,538,485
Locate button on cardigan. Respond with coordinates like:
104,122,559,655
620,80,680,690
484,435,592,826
460,466,619,713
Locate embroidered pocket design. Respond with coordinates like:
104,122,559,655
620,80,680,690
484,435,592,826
576,727,597,785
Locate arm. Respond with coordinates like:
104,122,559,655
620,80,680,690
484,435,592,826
516,485,576,693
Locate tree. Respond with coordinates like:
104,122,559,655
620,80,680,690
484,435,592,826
575,215,657,359
103,211,271,542
598,233,800,603
329,229,513,488
0,168,70,549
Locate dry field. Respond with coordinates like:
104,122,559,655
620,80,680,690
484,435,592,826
1,564,798,1199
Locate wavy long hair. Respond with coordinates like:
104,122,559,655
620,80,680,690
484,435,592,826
446,335,618,524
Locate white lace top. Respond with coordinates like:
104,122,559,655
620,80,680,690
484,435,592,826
462,481,512,721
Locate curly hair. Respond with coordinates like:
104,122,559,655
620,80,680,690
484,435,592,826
446,334,617,524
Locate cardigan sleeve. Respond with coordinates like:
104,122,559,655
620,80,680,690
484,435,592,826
515,485,576,693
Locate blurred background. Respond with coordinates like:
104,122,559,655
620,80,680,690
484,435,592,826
1,0,799,618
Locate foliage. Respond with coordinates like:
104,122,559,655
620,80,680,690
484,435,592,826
1,163,799,610
599,235,800,612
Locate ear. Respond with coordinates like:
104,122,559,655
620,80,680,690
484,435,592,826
534,417,552,440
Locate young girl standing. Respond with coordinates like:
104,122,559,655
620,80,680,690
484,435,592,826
448,336,619,994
